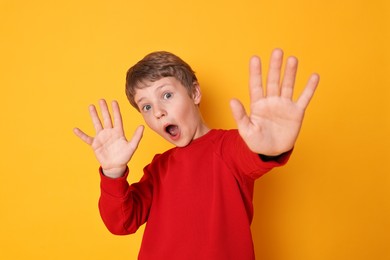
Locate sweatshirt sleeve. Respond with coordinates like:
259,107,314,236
98,167,153,235
219,130,292,180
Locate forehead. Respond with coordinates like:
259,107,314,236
134,77,185,102
139,76,180,88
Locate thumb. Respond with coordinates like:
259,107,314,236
229,99,250,129
128,125,144,152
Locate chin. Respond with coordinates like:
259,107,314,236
168,138,192,148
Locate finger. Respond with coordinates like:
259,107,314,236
99,99,113,128
128,125,144,152
296,73,320,109
281,56,298,100
111,100,124,134
249,56,264,103
266,48,284,97
73,127,94,145
89,104,103,133
229,99,250,129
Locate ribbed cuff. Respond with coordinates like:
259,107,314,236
99,166,130,198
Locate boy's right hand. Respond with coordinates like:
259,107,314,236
73,99,144,178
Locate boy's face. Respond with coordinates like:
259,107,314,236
134,77,209,147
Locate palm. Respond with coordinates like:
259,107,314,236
242,96,305,155
91,128,135,170
74,100,144,178
230,49,319,156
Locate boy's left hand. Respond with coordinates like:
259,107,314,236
230,48,320,156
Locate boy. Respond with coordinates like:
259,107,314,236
74,49,319,259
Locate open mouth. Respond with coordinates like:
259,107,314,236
165,124,179,137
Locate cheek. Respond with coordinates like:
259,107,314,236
142,116,158,131
177,104,198,123
174,105,190,121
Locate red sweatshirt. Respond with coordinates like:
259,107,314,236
99,129,291,259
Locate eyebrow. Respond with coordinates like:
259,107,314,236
135,84,170,105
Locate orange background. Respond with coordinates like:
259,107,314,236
1,0,389,259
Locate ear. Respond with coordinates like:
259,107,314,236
192,83,202,105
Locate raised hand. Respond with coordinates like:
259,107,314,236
73,99,144,178
230,49,320,156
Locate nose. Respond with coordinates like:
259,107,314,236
153,104,166,119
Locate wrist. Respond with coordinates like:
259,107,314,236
258,149,292,162
259,154,282,162
101,166,127,179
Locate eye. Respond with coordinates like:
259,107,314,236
142,104,152,112
163,92,172,100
